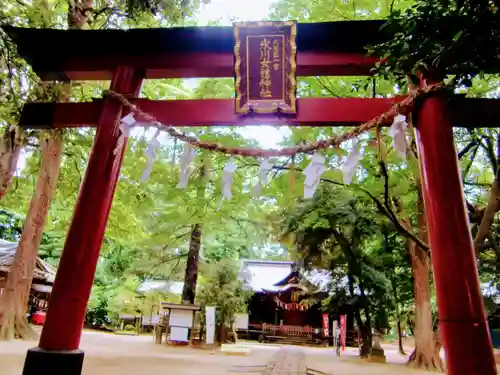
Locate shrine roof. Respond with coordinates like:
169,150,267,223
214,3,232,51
240,259,330,293
0,239,55,284
137,279,187,294
240,260,295,292
3,20,386,81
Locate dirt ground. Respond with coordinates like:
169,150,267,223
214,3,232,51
0,330,498,375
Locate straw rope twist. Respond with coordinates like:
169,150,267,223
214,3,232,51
103,83,443,158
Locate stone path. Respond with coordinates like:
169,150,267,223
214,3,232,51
230,347,314,375
263,347,307,375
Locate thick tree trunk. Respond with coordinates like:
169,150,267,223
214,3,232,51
407,244,443,370
347,272,372,357
358,314,373,358
181,163,206,304
0,132,63,340
0,126,22,200
181,223,202,304
358,289,373,358
407,188,444,371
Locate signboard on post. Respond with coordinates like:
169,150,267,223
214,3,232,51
234,313,249,330
332,320,340,356
205,306,216,345
340,314,347,351
233,21,297,115
322,313,329,337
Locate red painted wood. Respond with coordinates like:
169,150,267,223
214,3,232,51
415,93,496,375
131,97,401,127
38,67,144,351
60,52,376,80
20,96,500,130
20,98,405,129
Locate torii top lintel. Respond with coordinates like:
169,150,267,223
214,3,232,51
4,20,387,81
6,20,500,130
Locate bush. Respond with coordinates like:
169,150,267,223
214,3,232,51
85,297,111,328
197,260,250,342
124,324,136,332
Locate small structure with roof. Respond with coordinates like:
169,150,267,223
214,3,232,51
0,239,56,316
160,302,201,345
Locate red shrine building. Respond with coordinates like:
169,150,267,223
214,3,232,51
4,18,498,375
242,260,328,327
240,260,357,345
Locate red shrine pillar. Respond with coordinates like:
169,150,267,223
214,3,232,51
23,66,143,375
414,90,496,375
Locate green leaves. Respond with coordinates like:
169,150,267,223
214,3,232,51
371,0,500,88
197,259,250,328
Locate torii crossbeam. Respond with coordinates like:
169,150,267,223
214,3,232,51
5,20,497,375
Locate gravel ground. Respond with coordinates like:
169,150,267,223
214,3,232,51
0,330,498,375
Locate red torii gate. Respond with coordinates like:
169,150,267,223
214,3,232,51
5,20,497,375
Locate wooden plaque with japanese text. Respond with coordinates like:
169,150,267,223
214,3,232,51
234,21,297,115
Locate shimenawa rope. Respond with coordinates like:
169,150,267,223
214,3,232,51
103,83,442,158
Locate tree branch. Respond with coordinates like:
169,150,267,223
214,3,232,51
313,77,341,98
474,164,500,252
457,139,478,160
152,252,188,269
480,136,498,175
227,215,267,227
250,162,429,250
462,145,479,180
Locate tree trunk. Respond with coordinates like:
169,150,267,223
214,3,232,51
0,0,87,341
407,243,443,370
358,291,373,358
474,165,500,251
351,299,372,357
407,187,444,371
181,163,206,304
0,132,63,340
347,272,372,357
181,223,202,304
340,234,373,358
397,317,405,355
0,126,22,200
385,223,406,355
390,272,406,355
357,313,373,358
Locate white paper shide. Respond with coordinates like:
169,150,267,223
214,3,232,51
303,153,326,199
222,157,237,199
253,158,273,197
141,128,161,181
176,143,197,189
342,141,362,185
114,113,136,157
388,114,409,159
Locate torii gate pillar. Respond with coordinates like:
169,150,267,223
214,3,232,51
415,91,496,375
22,66,143,375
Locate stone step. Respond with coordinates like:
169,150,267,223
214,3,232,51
220,344,251,356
